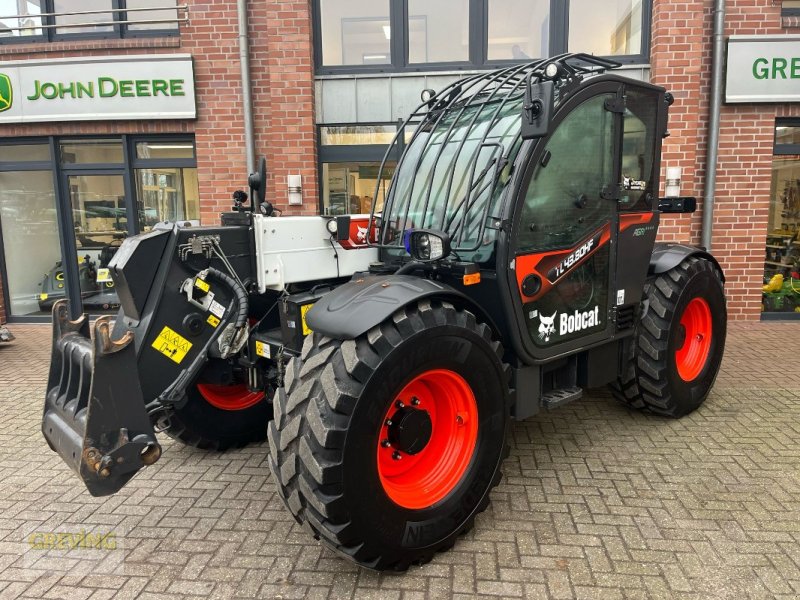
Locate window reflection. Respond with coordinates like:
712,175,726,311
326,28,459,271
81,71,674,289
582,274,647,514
569,0,643,56
487,0,549,61
408,0,469,64
322,162,395,215
0,170,61,316
0,0,42,38
136,167,199,228
320,125,396,146
54,0,114,34
320,0,391,66
126,0,178,31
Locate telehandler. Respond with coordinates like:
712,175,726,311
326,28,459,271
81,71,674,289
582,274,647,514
43,54,726,570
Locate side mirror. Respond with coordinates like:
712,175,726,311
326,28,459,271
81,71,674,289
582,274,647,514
404,229,451,262
521,80,554,140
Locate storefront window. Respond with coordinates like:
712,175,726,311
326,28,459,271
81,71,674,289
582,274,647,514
67,174,127,312
0,135,198,319
320,0,391,66
568,0,643,56
776,125,800,147
0,170,61,316
763,152,800,315
320,125,396,146
126,0,178,31
408,0,469,64
0,143,49,162
0,0,43,39
487,0,549,61
135,167,199,228
136,140,194,160
54,0,114,35
60,139,124,164
322,162,396,215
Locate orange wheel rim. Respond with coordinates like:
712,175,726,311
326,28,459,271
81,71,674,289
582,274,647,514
377,369,479,510
675,297,712,382
196,383,264,411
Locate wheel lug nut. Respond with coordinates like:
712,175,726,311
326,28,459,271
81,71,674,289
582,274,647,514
396,401,404,409
392,451,402,460
384,419,393,427
381,439,391,448
411,397,420,406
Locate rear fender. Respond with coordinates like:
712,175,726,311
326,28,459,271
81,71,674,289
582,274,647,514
649,243,725,282
305,274,497,340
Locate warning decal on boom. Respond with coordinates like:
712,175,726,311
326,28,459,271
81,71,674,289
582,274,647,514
151,326,193,364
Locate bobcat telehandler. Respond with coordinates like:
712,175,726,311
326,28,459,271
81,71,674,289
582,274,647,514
43,54,726,571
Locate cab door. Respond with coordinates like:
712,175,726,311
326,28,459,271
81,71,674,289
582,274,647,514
509,83,623,359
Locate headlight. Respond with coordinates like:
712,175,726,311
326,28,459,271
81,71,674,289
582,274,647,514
406,229,451,262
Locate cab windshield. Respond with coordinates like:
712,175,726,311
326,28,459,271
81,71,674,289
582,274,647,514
381,94,523,262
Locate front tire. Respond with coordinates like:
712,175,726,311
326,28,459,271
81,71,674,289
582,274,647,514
611,256,726,417
158,370,273,451
268,300,511,570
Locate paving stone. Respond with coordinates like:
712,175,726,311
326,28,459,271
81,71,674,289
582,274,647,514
1,322,799,598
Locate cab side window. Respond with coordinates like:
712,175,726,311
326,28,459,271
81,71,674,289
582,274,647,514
518,94,615,253
620,90,658,211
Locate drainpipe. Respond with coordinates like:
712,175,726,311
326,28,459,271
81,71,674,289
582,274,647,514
702,0,725,251
237,0,256,174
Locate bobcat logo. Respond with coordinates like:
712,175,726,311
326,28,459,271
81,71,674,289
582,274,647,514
0,74,12,113
356,225,368,243
538,311,557,342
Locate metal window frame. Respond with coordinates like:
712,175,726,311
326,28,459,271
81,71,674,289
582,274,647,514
0,0,181,45
0,133,196,321
313,0,651,74
774,119,800,155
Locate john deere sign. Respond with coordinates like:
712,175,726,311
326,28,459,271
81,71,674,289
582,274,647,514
726,35,800,103
0,54,195,123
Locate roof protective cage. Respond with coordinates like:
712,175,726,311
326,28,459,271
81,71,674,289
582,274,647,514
368,53,622,254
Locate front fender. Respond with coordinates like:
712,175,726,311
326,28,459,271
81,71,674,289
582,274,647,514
649,243,725,282
305,275,482,340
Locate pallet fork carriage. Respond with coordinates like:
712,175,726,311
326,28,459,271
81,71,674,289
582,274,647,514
43,54,727,570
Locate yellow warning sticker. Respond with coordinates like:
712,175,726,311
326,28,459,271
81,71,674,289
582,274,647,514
300,303,314,336
255,340,271,359
151,326,193,364
96,268,112,283
195,278,210,293
206,315,220,328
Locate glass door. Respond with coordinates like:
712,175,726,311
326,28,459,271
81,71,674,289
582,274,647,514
62,173,128,313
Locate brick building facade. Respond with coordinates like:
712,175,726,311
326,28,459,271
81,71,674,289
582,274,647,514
651,0,800,320
0,0,798,323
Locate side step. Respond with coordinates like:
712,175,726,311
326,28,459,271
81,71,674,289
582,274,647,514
542,386,583,410
42,301,161,496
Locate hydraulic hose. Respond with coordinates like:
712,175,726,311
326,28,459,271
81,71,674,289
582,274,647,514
206,267,249,329
148,267,249,412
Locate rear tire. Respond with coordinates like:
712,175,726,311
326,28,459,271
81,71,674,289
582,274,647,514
268,300,511,570
611,256,726,417
158,374,272,451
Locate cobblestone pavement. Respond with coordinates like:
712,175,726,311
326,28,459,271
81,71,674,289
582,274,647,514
0,321,799,599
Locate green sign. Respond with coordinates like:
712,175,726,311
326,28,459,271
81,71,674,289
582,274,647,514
726,36,800,103
26,77,185,101
0,74,12,113
0,55,196,123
